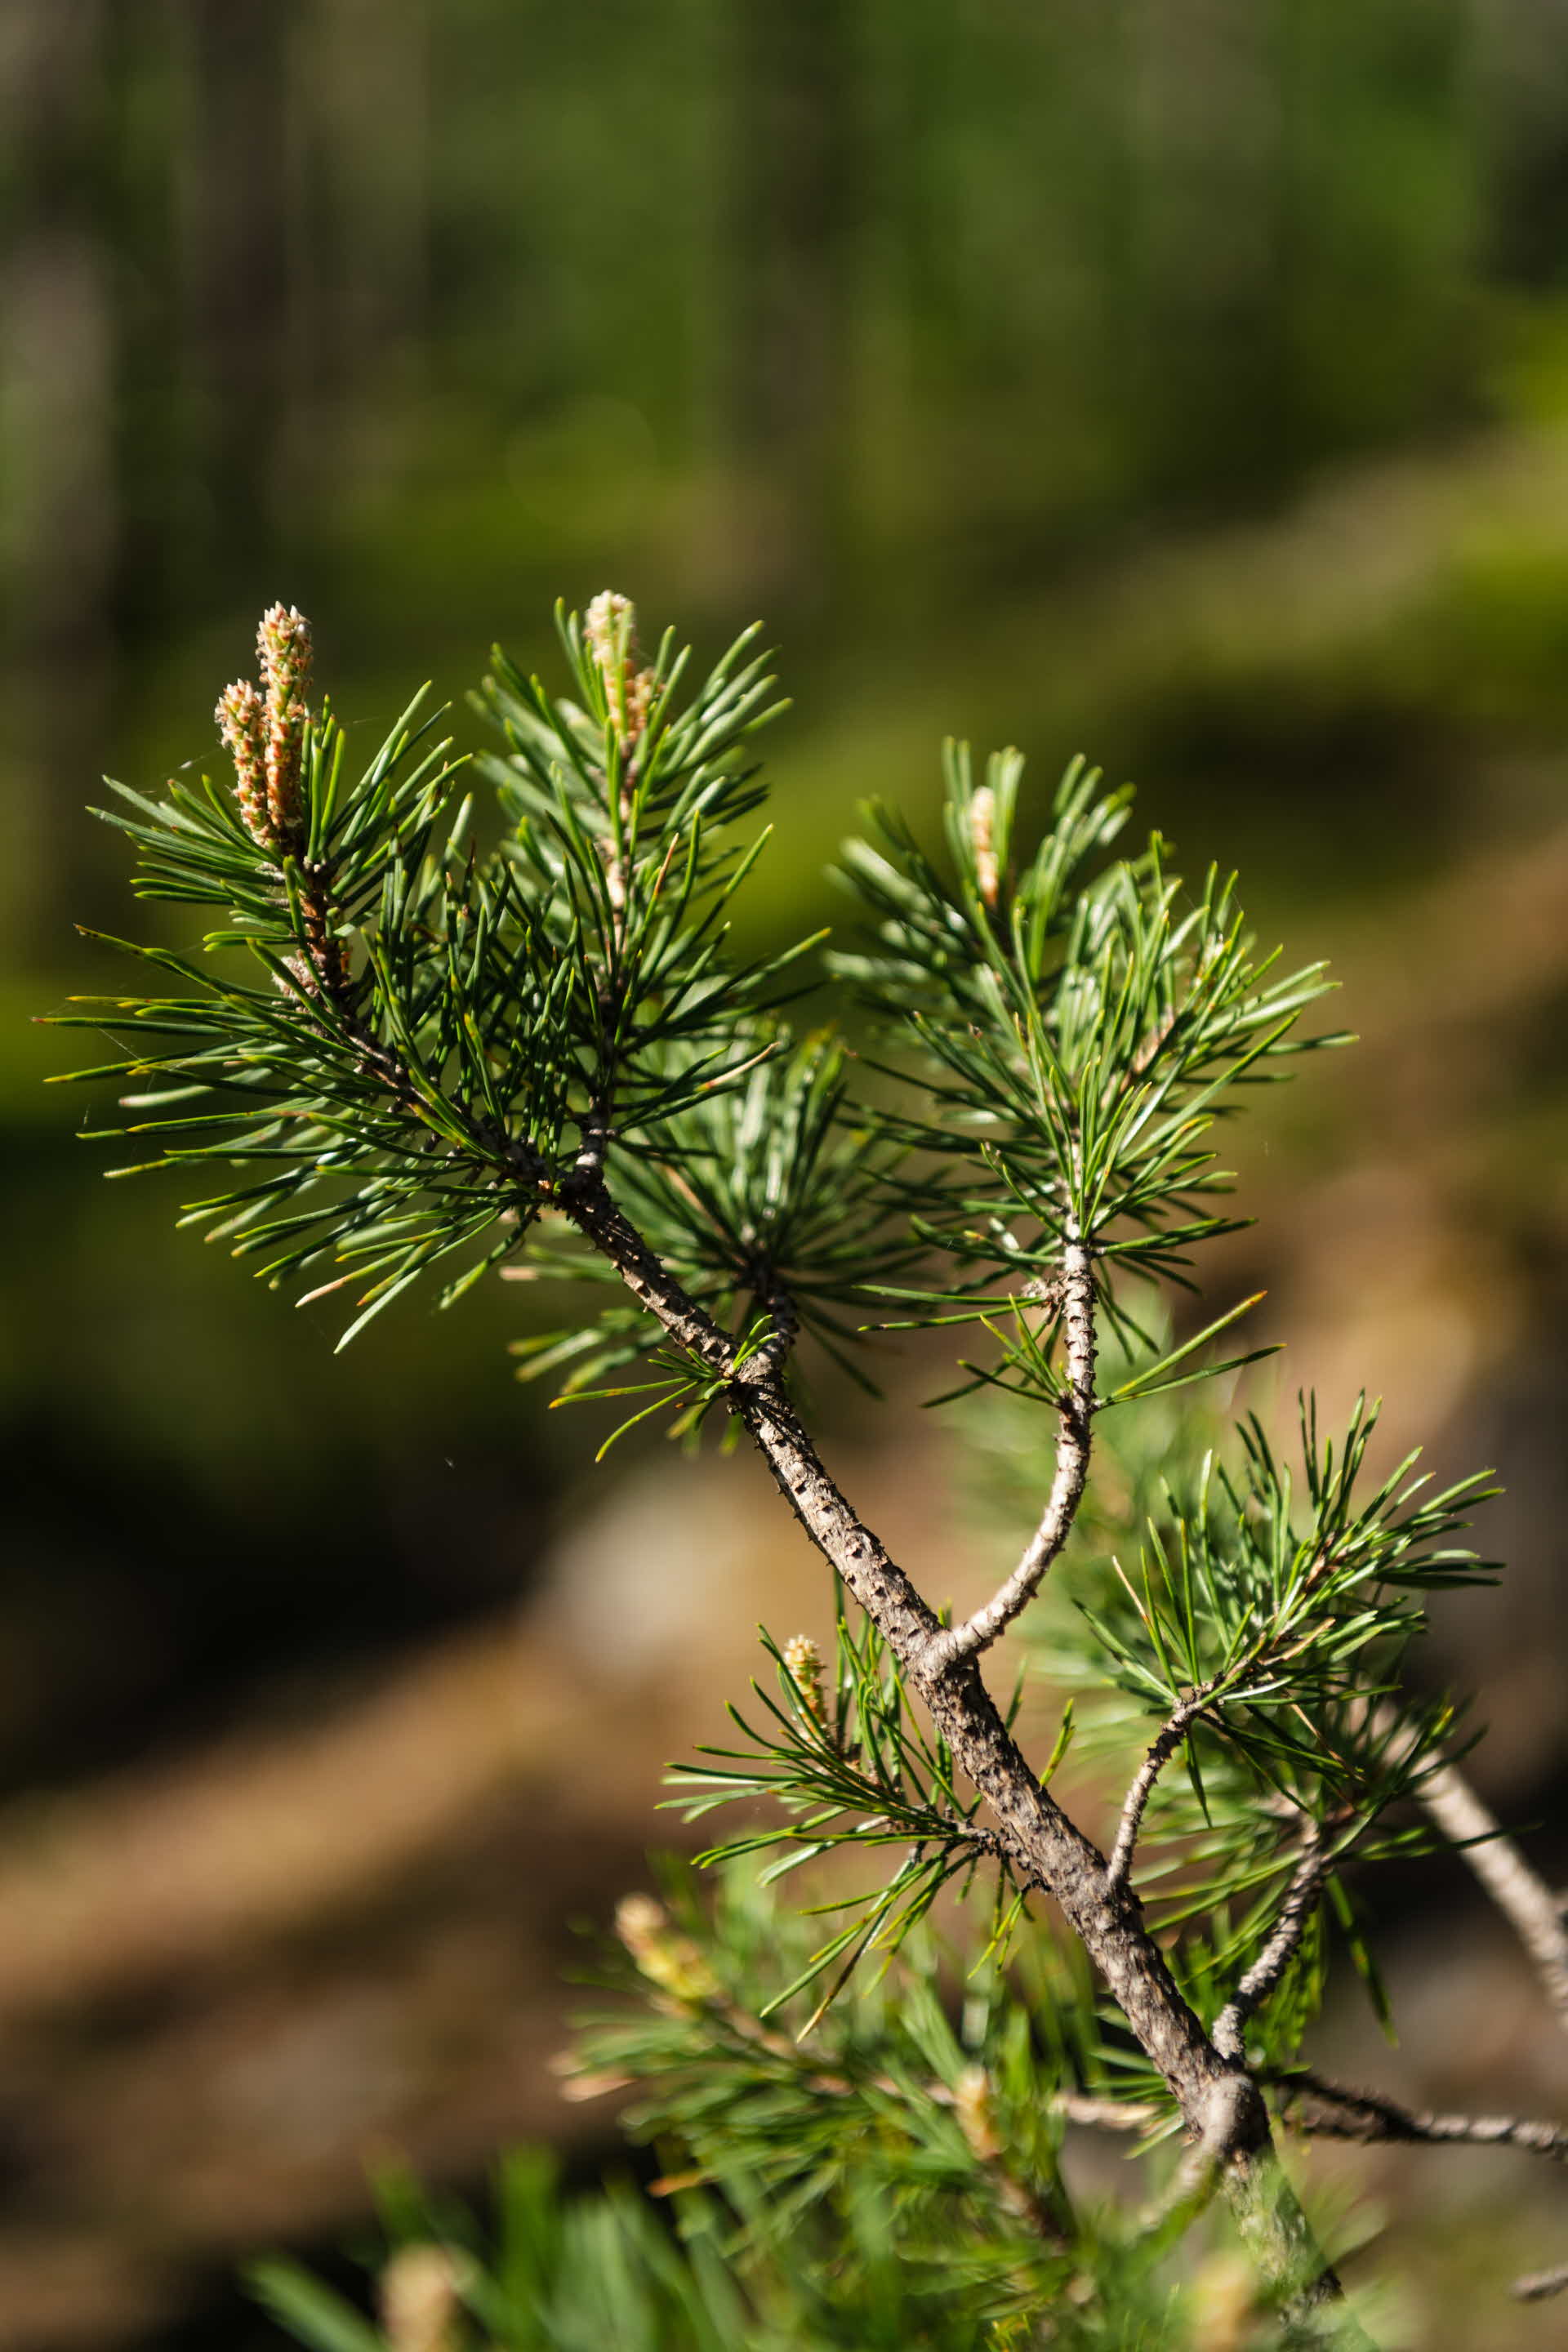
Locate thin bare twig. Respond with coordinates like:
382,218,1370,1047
1410,1748,1568,2034
1512,2260,1568,2302
1212,1822,1328,2061
1283,2065,1568,2326
1370,1711,1568,2316
932,1228,1097,1668
1103,1688,1209,1893
1367,1698,1568,2031
1272,2066,1568,2162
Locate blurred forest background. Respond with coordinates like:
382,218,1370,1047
4,1,1568,2344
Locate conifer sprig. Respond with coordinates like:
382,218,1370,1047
50,598,830,1352
666,1609,1031,2019
835,747,1348,1345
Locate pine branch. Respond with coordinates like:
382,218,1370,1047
559,1165,1355,2328
79,593,1471,2336
931,1227,1097,1667
1212,1821,1329,2061
1094,1481,1490,1904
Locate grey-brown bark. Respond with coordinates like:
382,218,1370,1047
1214,1824,1328,2064
931,1228,1097,1668
1105,1687,1210,1893
1275,2068,1568,2161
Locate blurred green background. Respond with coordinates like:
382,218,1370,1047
5,2,1568,2345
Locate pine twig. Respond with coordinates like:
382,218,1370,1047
1103,1687,1210,1894
1272,2066,1568,2161
1055,2091,1163,2132
1410,1746,1568,2034
1104,1550,1350,1900
932,1230,1097,1667
1513,2260,1568,2302
1212,1821,1328,2061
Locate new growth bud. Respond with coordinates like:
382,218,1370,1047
257,601,314,845
216,680,269,844
585,588,657,751
969,785,1000,908
782,1633,826,1726
584,587,634,662
214,607,350,1000
378,2243,466,2352
615,1891,719,2004
954,2062,1004,2163
215,606,314,857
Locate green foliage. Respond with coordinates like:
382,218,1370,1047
835,745,1347,1314
473,606,813,1135
1071,1392,1491,1773
59,689,552,1343
950,1364,1492,2096
249,2145,1169,2352
50,600,820,1351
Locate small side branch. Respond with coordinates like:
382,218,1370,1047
1412,1748,1568,2036
1273,2067,1568,2163
1104,1689,1209,1893
1370,1699,1568,2034
1212,1823,1328,2062
932,1232,1098,1668
1513,2260,1568,2303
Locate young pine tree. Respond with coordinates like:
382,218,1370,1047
56,598,1568,2348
